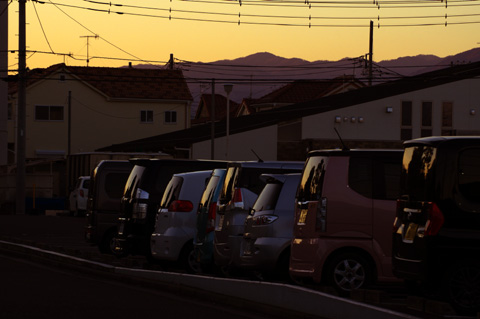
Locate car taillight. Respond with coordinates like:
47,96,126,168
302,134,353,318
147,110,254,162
168,200,193,212
233,188,244,209
206,202,217,233
132,203,148,219
79,190,85,198
425,202,444,236
253,215,278,225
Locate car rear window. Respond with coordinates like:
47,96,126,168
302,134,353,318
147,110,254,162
296,156,328,202
104,172,130,199
400,145,437,201
199,175,220,208
159,176,184,208
220,166,239,204
251,182,282,214
458,148,480,203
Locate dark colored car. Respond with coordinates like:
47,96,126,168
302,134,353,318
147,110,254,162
114,159,226,258
193,168,227,273
85,160,133,254
213,161,304,271
393,136,480,315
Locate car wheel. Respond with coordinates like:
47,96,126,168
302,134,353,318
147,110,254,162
178,242,196,273
442,260,480,315
98,229,116,254
326,252,372,295
187,249,203,274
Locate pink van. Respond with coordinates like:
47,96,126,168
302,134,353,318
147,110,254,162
289,149,402,295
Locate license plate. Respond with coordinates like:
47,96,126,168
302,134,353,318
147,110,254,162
298,209,308,225
404,223,418,243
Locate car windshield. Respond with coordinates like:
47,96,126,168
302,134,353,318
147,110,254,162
251,182,282,215
400,145,437,201
296,156,327,202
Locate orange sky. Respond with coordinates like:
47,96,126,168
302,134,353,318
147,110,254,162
6,0,480,70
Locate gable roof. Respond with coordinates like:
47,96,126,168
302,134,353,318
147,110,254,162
97,61,480,154
8,63,193,101
252,75,365,106
192,93,240,124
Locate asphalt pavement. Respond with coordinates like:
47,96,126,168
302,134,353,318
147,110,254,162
0,212,427,319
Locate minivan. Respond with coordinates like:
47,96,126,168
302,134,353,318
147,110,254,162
115,159,226,258
393,136,480,314
239,173,301,280
193,168,227,273
85,160,133,254
150,170,212,272
213,161,304,271
289,149,402,295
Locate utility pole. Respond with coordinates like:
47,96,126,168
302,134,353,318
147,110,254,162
210,79,215,160
16,0,26,214
80,35,98,67
169,54,174,70
369,20,373,86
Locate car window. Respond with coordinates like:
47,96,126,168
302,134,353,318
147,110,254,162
199,175,219,208
83,179,91,190
401,146,437,201
297,156,327,202
251,182,282,214
104,172,130,199
124,165,145,198
220,166,238,204
159,176,184,208
458,148,480,203
349,157,373,198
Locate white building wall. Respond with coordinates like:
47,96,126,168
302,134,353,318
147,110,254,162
303,78,480,141
192,125,278,161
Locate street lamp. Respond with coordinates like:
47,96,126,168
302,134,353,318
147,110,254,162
224,83,233,160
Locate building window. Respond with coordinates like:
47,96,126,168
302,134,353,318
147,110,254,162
421,101,433,137
140,110,153,123
165,111,177,124
8,102,13,120
401,101,412,140
442,102,454,135
35,105,64,121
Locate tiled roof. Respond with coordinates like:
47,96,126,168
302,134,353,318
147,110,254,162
9,63,193,101
192,93,239,124
253,75,365,105
97,61,480,153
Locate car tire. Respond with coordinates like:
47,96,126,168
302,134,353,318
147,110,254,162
325,252,372,296
98,229,116,254
178,241,196,273
442,260,480,315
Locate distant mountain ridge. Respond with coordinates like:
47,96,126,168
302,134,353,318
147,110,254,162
131,48,480,114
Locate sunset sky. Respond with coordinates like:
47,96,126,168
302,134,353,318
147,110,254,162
5,0,480,71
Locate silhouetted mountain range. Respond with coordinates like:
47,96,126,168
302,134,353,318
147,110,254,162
131,47,480,115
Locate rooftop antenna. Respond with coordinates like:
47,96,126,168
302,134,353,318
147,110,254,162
251,149,264,162
334,127,349,151
80,34,98,67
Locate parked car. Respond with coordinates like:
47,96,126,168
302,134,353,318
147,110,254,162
239,173,301,280
69,176,91,217
150,170,212,272
289,149,402,295
213,161,304,272
393,136,480,315
84,160,133,254
114,159,226,258
193,168,227,273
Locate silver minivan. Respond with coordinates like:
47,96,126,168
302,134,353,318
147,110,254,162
239,173,301,280
150,170,212,272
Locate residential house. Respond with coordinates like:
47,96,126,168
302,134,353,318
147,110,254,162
97,62,480,161
192,93,240,125
7,63,192,163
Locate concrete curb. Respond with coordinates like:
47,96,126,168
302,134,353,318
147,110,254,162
0,240,420,319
